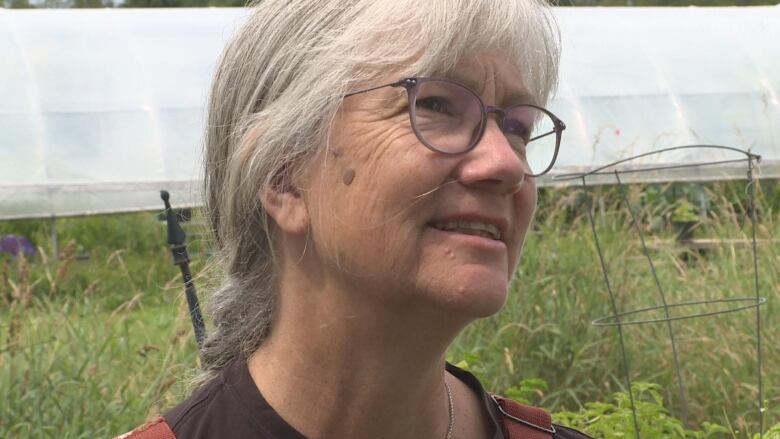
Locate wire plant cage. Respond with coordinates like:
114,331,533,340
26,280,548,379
554,145,767,438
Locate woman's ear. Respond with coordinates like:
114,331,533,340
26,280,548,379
260,182,309,235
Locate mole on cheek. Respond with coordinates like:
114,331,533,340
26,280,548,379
342,169,356,186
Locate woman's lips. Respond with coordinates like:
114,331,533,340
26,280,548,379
427,226,508,251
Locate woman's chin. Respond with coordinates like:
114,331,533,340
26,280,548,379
434,272,510,318
463,286,509,318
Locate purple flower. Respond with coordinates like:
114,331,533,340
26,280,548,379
0,235,36,259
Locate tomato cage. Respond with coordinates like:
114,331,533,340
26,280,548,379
553,145,767,439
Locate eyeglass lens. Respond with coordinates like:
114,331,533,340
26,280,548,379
411,79,558,176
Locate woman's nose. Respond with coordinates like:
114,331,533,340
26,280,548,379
455,119,529,194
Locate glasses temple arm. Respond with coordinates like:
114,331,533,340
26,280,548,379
528,129,556,143
344,80,406,98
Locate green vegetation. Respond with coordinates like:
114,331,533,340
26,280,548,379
0,213,199,436
449,180,780,437
554,382,780,438
1,181,778,437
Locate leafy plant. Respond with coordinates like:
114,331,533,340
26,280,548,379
504,377,549,405
754,423,780,439
553,382,729,438
671,199,699,223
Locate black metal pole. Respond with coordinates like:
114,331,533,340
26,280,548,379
160,190,206,349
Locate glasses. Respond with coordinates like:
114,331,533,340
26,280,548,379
345,77,565,177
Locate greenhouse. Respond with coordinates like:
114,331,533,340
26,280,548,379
1,6,778,220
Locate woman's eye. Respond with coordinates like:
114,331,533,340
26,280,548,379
416,96,453,115
503,118,531,142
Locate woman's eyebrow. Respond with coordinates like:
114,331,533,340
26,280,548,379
441,70,537,106
503,90,537,107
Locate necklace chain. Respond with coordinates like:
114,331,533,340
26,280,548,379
444,377,455,439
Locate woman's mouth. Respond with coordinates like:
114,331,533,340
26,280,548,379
430,221,502,241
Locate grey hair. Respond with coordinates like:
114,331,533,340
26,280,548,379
199,0,561,383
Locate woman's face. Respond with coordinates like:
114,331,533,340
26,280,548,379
301,54,538,318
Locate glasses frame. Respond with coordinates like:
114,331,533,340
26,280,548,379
345,77,566,177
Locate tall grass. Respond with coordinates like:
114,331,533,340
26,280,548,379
0,181,777,437
0,213,201,437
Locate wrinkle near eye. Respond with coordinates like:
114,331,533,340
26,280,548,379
348,121,417,165
345,88,407,120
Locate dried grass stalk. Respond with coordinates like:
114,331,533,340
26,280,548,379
49,239,76,296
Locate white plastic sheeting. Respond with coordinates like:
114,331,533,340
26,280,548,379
1,8,244,219
1,7,779,219
552,6,780,185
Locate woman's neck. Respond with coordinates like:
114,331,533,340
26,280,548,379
246,273,487,439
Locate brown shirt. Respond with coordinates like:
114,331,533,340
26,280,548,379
164,360,591,438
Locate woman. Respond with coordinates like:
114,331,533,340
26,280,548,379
124,0,591,437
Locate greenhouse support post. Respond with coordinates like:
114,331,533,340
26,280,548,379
51,215,58,259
